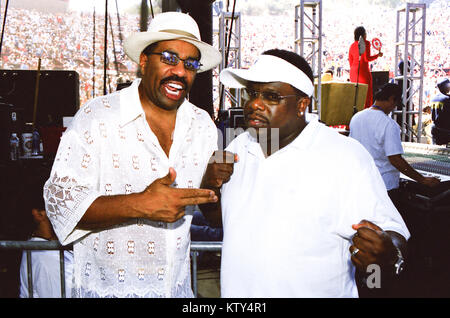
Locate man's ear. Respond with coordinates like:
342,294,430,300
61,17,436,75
389,95,398,104
297,96,311,115
31,208,45,222
139,53,148,75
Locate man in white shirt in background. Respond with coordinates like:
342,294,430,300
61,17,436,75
43,12,221,298
349,83,440,207
20,178,73,298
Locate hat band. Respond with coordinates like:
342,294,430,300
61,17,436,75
252,55,314,97
159,29,199,41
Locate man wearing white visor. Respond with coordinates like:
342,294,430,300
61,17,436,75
200,49,410,297
44,12,221,298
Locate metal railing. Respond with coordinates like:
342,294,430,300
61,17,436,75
189,241,222,297
0,240,222,298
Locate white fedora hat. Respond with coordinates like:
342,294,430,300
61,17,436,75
124,11,222,73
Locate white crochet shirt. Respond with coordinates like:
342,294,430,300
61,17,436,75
44,79,217,297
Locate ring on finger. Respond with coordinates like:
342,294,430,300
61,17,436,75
351,247,360,257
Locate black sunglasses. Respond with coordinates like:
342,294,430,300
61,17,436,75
243,88,301,105
149,51,202,71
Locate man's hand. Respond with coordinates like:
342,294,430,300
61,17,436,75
197,151,237,228
201,151,238,189
349,220,398,272
420,176,440,187
388,154,440,187
137,167,218,223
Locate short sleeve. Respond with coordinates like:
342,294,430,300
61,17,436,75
336,151,410,240
44,127,102,245
383,120,403,157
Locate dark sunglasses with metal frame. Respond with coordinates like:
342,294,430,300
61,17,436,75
149,51,202,71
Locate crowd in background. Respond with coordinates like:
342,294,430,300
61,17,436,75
0,2,448,116
0,8,139,105
236,3,448,109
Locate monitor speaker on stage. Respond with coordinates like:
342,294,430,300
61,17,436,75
371,71,389,98
0,69,80,127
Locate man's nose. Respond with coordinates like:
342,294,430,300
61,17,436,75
170,60,188,77
246,95,265,111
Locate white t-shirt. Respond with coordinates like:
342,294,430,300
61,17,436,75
349,108,404,190
44,79,218,297
19,237,74,298
220,119,410,298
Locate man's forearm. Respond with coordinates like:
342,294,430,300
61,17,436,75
77,193,141,231
388,154,425,183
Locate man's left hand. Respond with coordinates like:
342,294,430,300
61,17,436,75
349,220,398,272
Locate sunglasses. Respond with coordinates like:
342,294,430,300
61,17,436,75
243,88,301,106
149,51,202,71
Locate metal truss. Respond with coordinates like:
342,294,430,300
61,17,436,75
294,0,322,116
394,3,426,142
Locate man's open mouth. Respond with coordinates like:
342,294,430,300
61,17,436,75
163,82,185,100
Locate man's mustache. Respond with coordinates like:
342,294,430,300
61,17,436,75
160,75,188,88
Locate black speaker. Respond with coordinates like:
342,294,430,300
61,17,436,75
0,69,80,127
176,0,215,118
371,71,389,97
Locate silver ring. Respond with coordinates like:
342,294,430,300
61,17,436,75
351,248,359,257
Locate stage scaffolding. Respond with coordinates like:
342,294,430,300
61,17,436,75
294,0,323,117
394,3,426,142
214,10,242,112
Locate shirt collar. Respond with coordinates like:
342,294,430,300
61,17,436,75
119,78,194,129
286,117,321,151
245,114,321,157
119,78,145,127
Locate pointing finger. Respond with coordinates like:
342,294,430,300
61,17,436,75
181,195,218,206
177,188,217,199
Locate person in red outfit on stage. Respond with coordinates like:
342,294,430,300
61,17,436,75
349,26,383,108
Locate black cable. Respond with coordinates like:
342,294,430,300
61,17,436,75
149,0,154,19
0,0,10,58
224,0,236,69
103,0,108,96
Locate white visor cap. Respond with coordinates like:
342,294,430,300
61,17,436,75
220,54,314,97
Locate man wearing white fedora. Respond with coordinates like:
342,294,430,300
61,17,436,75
44,12,221,298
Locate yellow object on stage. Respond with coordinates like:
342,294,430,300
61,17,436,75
314,82,368,126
